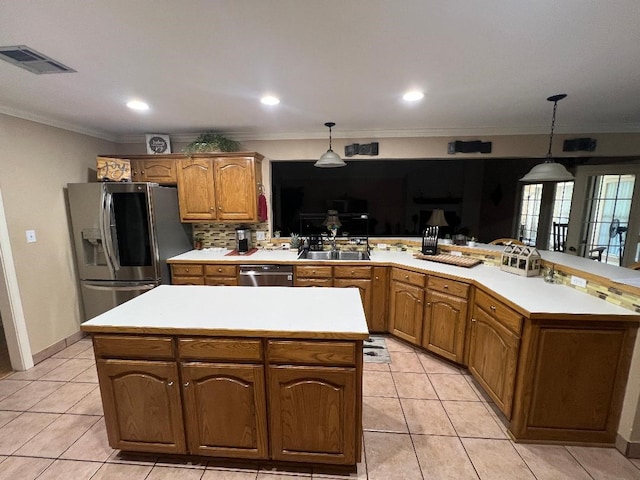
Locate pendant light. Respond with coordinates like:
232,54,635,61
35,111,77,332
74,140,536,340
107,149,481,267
520,94,574,183
314,122,346,168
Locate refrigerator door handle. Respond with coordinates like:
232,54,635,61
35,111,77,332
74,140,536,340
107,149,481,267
101,191,121,271
83,282,156,292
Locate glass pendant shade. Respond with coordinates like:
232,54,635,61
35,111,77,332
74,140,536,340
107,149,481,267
520,94,575,183
315,121,346,168
314,149,346,168
520,160,574,183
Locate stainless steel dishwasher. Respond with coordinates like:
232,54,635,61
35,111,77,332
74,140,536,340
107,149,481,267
238,265,294,287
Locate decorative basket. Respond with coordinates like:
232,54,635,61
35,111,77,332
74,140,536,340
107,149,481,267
500,244,541,277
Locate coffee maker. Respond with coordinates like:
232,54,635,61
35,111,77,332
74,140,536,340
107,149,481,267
235,227,251,254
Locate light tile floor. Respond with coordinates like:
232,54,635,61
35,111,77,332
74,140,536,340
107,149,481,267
0,335,638,479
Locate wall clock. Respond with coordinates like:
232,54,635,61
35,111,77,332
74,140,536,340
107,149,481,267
145,134,171,154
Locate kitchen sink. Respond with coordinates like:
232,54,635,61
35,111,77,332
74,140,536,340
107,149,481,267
297,250,370,261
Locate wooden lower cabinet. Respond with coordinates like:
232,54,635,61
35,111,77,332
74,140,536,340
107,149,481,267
509,320,637,443
96,359,186,454
388,269,425,345
468,294,521,417
181,362,268,459
171,264,204,285
204,264,238,286
93,334,362,466
370,266,389,332
423,290,467,363
268,365,356,465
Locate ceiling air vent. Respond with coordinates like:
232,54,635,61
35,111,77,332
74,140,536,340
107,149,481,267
0,45,76,74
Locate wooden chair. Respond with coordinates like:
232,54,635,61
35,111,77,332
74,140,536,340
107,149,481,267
552,222,568,252
489,238,524,246
629,261,640,270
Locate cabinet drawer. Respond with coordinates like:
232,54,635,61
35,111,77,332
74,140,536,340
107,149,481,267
295,278,333,287
391,268,426,287
93,335,175,359
205,277,238,286
428,276,469,298
475,289,523,336
268,340,356,366
295,265,333,278
178,338,262,362
172,276,205,285
172,264,204,277
334,266,372,279
205,264,237,277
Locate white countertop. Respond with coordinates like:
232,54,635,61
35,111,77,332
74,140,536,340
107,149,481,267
82,285,370,338
168,248,639,319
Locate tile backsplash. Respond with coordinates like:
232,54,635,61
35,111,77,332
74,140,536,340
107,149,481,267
192,223,270,249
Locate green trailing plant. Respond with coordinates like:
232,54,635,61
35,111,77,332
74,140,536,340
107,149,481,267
182,132,240,155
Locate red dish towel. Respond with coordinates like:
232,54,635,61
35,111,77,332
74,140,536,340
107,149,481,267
258,194,268,222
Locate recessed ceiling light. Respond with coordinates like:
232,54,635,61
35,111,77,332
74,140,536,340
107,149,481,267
403,91,424,102
260,95,280,106
126,100,149,111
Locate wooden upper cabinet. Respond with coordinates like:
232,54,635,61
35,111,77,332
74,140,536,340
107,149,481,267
131,158,177,184
176,158,217,221
214,156,261,221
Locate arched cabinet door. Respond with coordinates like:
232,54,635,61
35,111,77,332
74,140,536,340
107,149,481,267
176,158,216,221
214,157,258,221
268,365,356,465
96,359,186,454
180,363,268,459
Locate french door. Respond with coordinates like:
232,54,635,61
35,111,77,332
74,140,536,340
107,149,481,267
567,164,640,266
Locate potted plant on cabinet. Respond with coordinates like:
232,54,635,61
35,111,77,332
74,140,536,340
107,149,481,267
183,132,240,155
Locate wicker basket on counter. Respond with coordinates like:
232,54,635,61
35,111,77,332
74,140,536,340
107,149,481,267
500,244,541,277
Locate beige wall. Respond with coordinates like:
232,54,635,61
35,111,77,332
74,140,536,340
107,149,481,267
0,113,116,354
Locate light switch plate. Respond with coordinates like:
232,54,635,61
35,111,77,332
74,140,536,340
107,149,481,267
571,275,587,288
26,230,36,243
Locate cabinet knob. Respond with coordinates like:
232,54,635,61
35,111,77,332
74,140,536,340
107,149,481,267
141,170,145,174
375,276,379,280
471,318,477,322
210,207,215,210
404,275,409,279
351,270,355,275
185,268,189,272
218,268,222,272
183,381,190,388
444,284,449,289
218,206,223,210
426,302,431,306
490,305,496,311
417,299,421,303
167,381,174,387
312,270,316,274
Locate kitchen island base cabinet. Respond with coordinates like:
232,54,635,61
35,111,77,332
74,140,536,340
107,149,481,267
96,359,186,454
269,366,356,465
181,363,268,459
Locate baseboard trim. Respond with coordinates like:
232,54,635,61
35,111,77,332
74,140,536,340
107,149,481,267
616,434,640,459
32,330,87,365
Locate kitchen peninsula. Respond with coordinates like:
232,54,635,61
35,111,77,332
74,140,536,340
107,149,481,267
81,285,368,467
167,245,640,451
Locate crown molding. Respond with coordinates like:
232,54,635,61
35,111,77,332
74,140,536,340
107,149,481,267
116,123,640,144
0,105,117,142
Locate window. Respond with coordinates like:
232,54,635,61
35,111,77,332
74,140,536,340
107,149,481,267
547,181,574,248
517,183,543,245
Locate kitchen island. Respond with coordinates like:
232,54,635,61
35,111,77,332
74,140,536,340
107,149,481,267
81,285,368,467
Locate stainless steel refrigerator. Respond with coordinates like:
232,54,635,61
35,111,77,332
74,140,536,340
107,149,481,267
67,182,192,321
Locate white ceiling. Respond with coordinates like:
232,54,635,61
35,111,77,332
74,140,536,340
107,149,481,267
1,0,639,142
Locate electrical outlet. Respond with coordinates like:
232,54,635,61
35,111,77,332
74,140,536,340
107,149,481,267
256,231,266,241
26,230,36,243
570,275,587,288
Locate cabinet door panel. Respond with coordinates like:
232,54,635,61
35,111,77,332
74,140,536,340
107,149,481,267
269,365,356,465
333,278,372,327
295,278,333,287
215,157,257,221
370,266,388,333
96,359,186,454
423,290,467,363
468,307,519,417
181,363,268,459
142,159,176,184
177,159,216,221
389,280,424,345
